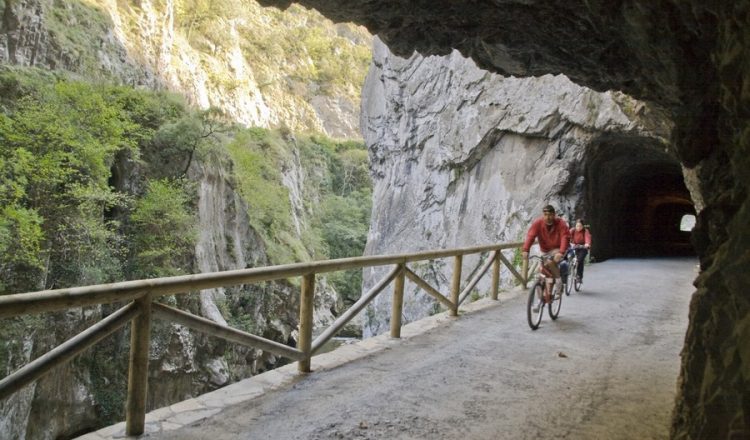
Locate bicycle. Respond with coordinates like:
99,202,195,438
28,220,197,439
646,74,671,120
565,245,586,295
526,254,564,330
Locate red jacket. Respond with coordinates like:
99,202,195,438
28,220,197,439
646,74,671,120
523,217,569,253
570,229,591,247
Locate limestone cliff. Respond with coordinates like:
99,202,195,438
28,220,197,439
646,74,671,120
360,38,672,337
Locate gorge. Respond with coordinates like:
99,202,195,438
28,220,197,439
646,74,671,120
1,0,747,439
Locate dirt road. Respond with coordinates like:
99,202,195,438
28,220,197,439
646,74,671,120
153,257,696,440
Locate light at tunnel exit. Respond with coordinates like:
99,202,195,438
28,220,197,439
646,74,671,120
680,214,696,232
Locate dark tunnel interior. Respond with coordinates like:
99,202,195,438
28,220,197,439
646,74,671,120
584,135,696,261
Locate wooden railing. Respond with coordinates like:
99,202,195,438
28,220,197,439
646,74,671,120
0,241,526,435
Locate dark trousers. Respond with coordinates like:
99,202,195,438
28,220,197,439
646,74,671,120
574,248,588,278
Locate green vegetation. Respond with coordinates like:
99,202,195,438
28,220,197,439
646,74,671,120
0,67,206,293
175,0,242,41
227,128,372,301
302,137,371,302
0,68,140,292
285,24,372,95
0,66,371,297
227,128,296,261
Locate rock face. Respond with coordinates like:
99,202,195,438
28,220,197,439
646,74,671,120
259,1,748,437
359,39,671,336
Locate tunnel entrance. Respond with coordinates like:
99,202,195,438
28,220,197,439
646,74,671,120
584,134,696,260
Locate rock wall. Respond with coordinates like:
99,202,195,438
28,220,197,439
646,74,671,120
360,38,671,337
670,6,750,438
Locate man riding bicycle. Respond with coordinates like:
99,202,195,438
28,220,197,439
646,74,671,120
522,205,570,300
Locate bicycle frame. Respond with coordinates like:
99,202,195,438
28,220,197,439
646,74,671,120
532,255,556,299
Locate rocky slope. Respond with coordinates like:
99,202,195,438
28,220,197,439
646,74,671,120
0,0,371,138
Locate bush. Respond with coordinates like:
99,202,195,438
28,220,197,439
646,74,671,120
0,71,145,291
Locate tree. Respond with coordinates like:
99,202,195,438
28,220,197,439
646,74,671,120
129,179,196,278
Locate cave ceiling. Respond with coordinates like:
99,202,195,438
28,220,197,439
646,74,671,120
258,0,717,115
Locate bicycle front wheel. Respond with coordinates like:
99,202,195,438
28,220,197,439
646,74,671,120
527,282,544,330
549,283,562,320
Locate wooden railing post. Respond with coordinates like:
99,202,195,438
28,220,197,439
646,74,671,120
126,294,152,436
522,257,529,289
298,273,315,373
491,251,501,300
450,255,462,316
390,264,406,338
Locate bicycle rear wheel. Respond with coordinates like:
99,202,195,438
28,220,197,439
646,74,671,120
527,282,544,330
549,283,562,320
574,275,582,292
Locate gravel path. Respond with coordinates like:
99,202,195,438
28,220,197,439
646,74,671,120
154,257,696,440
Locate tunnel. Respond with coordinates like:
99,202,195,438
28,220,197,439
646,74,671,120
584,134,696,261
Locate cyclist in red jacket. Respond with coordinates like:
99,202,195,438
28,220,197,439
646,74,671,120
569,218,592,283
522,205,570,293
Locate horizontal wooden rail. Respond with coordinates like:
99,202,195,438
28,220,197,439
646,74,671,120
0,242,523,319
152,303,305,361
0,302,140,400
